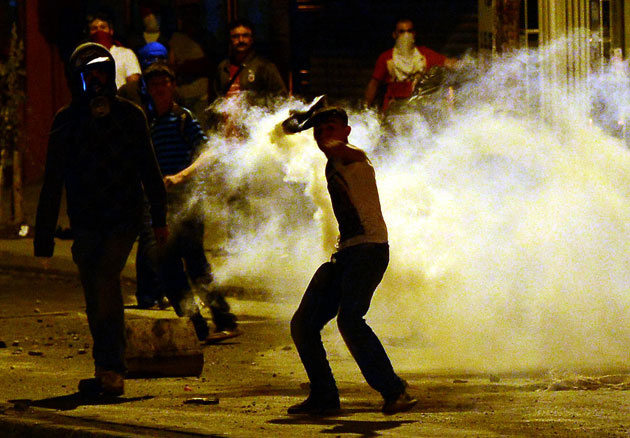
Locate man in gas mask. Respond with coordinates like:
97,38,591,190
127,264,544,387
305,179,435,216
34,42,168,396
364,18,458,112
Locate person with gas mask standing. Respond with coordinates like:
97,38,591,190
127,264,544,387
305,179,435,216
34,42,168,396
364,18,458,113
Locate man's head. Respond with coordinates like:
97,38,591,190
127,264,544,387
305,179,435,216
392,19,415,40
68,42,117,115
310,107,351,151
138,42,168,70
140,6,161,33
87,12,115,48
229,19,255,58
144,61,176,114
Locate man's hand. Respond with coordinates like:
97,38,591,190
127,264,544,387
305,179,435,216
153,226,169,247
164,173,185,189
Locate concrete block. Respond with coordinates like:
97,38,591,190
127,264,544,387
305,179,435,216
125,318,204,378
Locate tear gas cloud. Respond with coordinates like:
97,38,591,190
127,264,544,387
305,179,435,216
191,41,630,374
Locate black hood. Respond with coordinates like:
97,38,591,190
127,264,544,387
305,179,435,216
67,42,117,106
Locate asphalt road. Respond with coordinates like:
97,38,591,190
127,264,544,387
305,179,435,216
1,266,629,437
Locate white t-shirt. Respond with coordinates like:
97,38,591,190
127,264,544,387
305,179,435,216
109,45,141,89
325,154,388,249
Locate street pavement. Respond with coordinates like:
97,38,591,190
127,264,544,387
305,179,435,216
1,187,630,437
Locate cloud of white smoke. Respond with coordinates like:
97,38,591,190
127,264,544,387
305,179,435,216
192,41,630,374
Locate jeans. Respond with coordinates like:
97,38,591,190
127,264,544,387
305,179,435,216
290,243,405,400
71,227,138,374
135,200,166,307
158,214,236,331
158,215,209,317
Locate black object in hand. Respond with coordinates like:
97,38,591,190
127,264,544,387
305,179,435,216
282,95,327,134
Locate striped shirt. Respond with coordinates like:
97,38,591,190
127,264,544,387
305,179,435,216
150,105,207,176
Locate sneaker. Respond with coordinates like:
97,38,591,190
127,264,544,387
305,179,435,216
203,328,242,344
78,370,124,396
190,313,210,341
382,390,418,415
157,297,172,310
287,394,341,416
136,300,159,310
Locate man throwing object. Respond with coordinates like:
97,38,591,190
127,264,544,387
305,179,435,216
285,107,417,415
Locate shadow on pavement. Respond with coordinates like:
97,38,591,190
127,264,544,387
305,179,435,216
10,393,153,411
269,416,415,438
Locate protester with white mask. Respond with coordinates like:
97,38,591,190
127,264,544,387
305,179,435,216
365,18,457,112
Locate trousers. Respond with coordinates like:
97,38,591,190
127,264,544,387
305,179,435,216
290,242,405,399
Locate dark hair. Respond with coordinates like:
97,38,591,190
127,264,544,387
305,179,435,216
228,18,255,36
86,10,114,30
394,17,415,30
310,107,348,127
143,61,175,81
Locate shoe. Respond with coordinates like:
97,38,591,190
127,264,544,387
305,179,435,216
287,394,341,416
382,390,418,415
157,297,172,310
78,370,124,396
136,300,159,310
190,313,210,341
203,328,242,344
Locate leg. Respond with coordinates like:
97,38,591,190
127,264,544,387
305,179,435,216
158,223,209,340
72,228,136,385
135,199,166,308
290,261,341,398
334,244,406,400
181,216,237,331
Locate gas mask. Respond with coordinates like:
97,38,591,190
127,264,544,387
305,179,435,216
80,61,112,117
68,43,117,116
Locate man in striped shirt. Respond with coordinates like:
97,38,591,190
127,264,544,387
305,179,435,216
144,61,240,342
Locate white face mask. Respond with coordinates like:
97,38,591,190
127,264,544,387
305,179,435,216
394,32,415,56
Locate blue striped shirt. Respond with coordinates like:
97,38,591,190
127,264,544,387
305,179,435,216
150,106,207,176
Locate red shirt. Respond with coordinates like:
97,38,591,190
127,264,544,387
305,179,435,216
226,64,242,97
372,46,446,110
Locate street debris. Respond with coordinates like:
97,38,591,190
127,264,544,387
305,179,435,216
11,399,31,411
547,375,630,391
184,397,219,405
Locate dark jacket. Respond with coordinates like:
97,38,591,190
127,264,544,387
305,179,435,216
34,97,167,257
213,51,287,107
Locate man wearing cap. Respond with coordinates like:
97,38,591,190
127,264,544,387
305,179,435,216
118,41,169,120
143,61,240,342
284,107,418,415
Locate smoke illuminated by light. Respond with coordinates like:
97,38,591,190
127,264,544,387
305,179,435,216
192,41,630,374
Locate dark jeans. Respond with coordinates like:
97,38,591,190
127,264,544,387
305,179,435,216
135,201,166,307
71,227,138,374
290,243,405,400
158,214,236,331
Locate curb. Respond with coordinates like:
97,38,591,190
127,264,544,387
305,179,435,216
0,403,220,438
